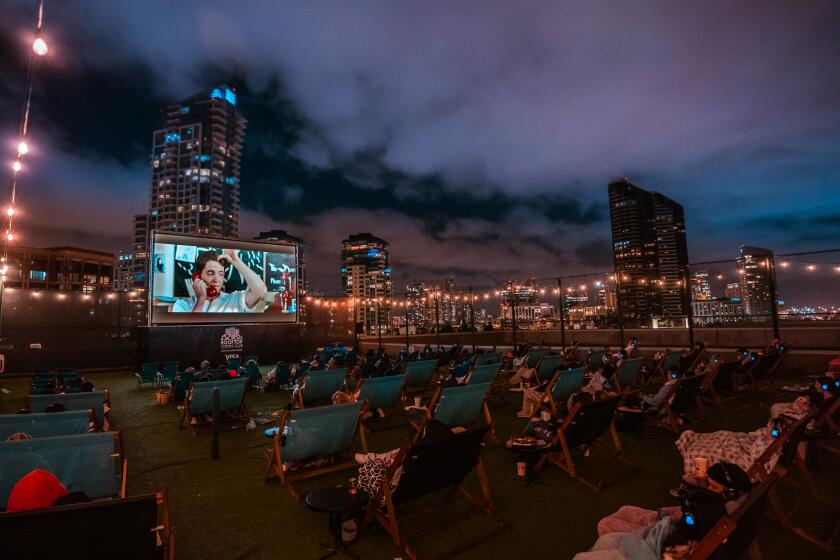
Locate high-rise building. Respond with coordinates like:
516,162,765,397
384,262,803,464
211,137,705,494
341,233,392,334
254,229,306,320
737,245,776,320
131,85,247,287
724,282,742,299
1,245,114,292
406,282,430,330
691,269,712,301
608,179,690,325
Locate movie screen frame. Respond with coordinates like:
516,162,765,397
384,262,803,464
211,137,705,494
148,232,299,326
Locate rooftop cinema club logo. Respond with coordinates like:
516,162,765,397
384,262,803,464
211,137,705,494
220,326,243,360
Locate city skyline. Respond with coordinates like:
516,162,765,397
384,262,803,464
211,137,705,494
1,2,839,306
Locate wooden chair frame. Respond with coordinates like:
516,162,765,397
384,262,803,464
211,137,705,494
409,383,497,443
536,396,636,491
263,402,369,501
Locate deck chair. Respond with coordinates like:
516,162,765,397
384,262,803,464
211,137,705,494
0,431,127,506
402,360,437,394
263,401,368,501
475,352,501,365
0,491,174,560
172,370,195,402
526,348,550,369
645,375,707,433
537,395,634,491
181,378,249,434
653,350,684,380
685,472,780,560
534,354,564,383
587,349,605,369
0,410,93,440
28,390,111,430
136,362,158,389
357,374,406,415
244,362,262,389
362,426,504,560
429,382,493,433
297,368,347,408
547,367,586,415
614,358,643,393
745,349,787,390
468,362,503,385
273,362,292,388
161,361,179,384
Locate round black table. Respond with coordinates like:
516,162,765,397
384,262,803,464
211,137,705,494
305,485,369,559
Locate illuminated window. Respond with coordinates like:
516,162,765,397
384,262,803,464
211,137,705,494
29,270,47,281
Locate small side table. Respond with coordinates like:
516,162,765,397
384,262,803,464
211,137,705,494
305,485,369,559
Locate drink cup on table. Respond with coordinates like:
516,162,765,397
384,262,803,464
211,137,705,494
413,397,422,408
516,461,527,477
694,457,709,478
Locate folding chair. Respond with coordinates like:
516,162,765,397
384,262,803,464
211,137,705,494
136,362,158,389
412,382,495,442
263,401,368,501
644,375,706,433
536,395,635,491
614,358,643,393
27,390,111,430
227,356,241,372
534,354,564,383
526,348,549,369
546,366,586,415
273,362,292,388
402,360,437,395
474,352,502,365
0,491,175,560
172,370,195,402
0,410,93,439
587,349,605,369
467,362,503,385
181,378,249,435
244,362,262,389
652,350,683,381
297,368,347,408
0,431,127,505
362,426,504,560
685,472,780,560
161,361,179,385
357,374,406,417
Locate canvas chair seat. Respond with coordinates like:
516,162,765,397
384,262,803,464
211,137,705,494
548,367,586,414
526,348,550,369
161,362,179,384
467,363,502,385
264,401,368,501
403,360,437,393
0,432,126,507
357,374,405,411
474,352,501,365
181,378,248,433
298,368,347,406
615,358,643,392
136,362,158,388
535,354,564,383
172,370,195,401
28,390,110,429
0,492,174,560
432,382,492,429
0,410,92,440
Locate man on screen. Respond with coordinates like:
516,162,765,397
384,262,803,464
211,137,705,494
172,248,268,313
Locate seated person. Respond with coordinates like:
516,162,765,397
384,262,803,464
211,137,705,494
771,375,838,424
623,366,682,414
576,462,752,560
679,342,706,369
6,432,31,441
676,416,793,477
508,406,557,446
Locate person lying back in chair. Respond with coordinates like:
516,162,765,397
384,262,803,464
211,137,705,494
574,462,753,560
770,375,839,424
624,366,683,414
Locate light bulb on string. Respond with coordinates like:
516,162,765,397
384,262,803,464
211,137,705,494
32,37,48,56
6,232,14,242
12,161,22,173
17,141,29,156
6,207,14,217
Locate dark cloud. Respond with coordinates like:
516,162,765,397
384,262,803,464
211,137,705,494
1,1,839,305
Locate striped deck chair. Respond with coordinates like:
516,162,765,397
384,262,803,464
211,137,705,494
403,360,437,394
537,395,634,491
297,368,347,408
0,410,93,440
547,367,586,415
263,401,368,501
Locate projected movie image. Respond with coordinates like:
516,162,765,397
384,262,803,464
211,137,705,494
150,233,297,324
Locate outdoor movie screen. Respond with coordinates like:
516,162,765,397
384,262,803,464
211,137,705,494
149,232,298,325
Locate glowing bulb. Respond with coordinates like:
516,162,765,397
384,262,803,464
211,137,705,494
6,233,13,241
5,207,14,217
806,265,816,272
12,161,22,173
780,262,790,268
32,37,48,56
17,141,29,155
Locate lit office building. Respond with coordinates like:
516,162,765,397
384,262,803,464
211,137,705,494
608,178,690,325
737,245,776,320
1,245,114,293
131,85,247,287
341,233,392,334
691,269,712,301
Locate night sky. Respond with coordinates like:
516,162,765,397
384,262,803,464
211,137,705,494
1,1,839,304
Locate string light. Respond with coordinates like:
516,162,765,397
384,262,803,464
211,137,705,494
11,161,22,173
17,141,29,156
32,37,48,56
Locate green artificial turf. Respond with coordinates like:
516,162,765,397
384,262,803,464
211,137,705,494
0,371,836,560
